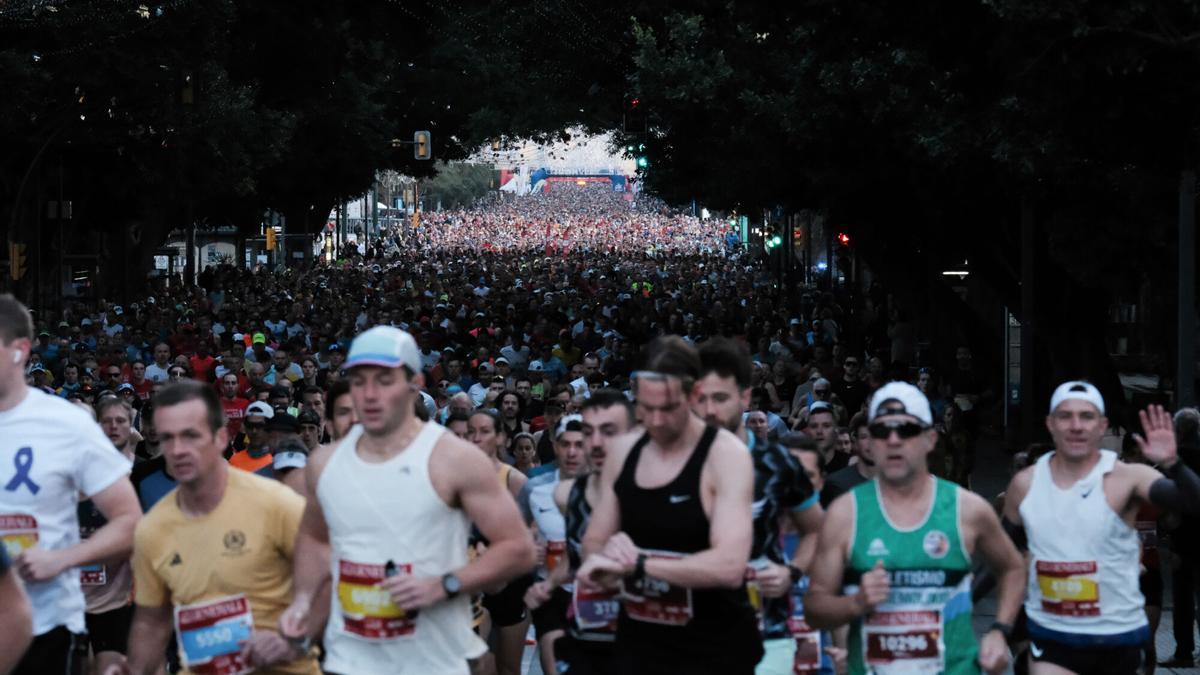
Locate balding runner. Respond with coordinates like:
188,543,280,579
805,382,1026,675
579,336,762,675
694,337,823,675
1002,382,1200,674
279,326,535,675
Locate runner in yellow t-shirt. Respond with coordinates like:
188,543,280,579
106,381,319,675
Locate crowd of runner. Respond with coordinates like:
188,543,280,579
0,184,1197,675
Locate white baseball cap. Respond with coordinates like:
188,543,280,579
868,381,933,426
345,326,422,373
1049,381,1105,415
245,401,274,419
273,450,308,471
555,414,584,440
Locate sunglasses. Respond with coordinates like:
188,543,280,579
868,421,929,440
243,421,266,431
813,389,828,395
106,372,121,377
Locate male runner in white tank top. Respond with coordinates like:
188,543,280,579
279,326,536,675
1002,381,1200,675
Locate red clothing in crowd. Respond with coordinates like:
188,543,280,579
220,395,251,436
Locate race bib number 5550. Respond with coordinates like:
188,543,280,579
174,594,254,675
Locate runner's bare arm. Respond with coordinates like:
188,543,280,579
508,465,528,500
21,478,141,582
280,444,334,639
999,466,1032,547
122,604,174,675
788,501,825,574
961,490,1024,625
450,437,537,594
803,494,858,629
581,433,635,558
0,566,31,675
642,438,754,589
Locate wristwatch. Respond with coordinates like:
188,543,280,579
441,572,462,599
989,621,1014,641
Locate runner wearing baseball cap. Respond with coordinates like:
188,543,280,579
805,381,1026,675
1001,382,1200,674
279,326,535,674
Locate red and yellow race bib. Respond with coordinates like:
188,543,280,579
0,514,38,558
1036,560,1100,617
337,560,417,640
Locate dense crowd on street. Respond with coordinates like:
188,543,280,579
1,183,1198,675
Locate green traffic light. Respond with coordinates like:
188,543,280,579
636,157,649,168
773,235,782,245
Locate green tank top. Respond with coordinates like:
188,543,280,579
843,477,977,675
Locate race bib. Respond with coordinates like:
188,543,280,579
80,564,107,586
337,559,417,640
174,594,254,675
0,514,38,558
1036,560,1100,617
620,550,693,626
862,608,944,674
572,584,620,632
545,540,567,574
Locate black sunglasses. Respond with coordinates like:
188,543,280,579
243,421,267,431
868,421,928,440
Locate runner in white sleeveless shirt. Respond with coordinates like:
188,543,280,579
1002,381,1200,675
279,326,535,675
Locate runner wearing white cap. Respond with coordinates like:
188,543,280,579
1001,382,1200,674
805,381,1026,675
279,326,535,675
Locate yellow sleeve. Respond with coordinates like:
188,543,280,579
275,486,305,559
131,520,169,608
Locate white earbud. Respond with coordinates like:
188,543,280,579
12,351,23,364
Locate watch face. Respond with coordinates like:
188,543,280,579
444,574,461,595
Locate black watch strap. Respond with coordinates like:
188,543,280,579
789,565,803,584
633,553,648,580
989,620,1013,641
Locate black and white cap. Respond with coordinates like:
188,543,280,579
868,381,933,426
1049,381,1105,415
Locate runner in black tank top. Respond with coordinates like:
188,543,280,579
612,426,763,674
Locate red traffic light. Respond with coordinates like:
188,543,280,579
630,98,640,109
837,232,850,246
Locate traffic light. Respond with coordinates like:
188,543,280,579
837,232,850,246
635,143,648,169
8,242,27,281
414,130,431,160
265,227,276,251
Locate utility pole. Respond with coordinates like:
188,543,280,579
1179,169,1196,408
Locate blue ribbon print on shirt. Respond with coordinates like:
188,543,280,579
5,447,40,495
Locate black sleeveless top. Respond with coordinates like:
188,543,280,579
612,426,763,668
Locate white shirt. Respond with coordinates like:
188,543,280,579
144,363,170,383
0,388,131,635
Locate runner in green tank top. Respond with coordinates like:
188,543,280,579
803,382,1026,675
